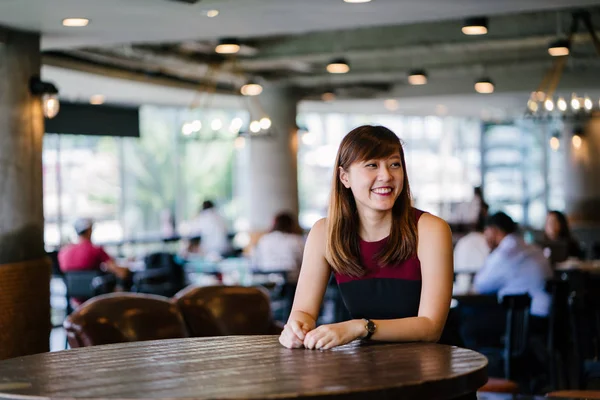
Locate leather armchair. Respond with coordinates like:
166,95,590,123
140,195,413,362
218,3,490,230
173,285,283,337
64,292,188,348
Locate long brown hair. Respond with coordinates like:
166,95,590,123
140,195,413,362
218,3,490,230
325,125,417,277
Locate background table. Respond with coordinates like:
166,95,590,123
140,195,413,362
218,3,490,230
0,336,487,399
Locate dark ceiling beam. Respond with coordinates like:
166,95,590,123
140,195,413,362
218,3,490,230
284,56,600,88
42,53,239,95
236,32,597,70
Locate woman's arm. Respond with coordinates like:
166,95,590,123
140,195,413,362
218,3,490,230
303,213,453,349
279,218,332,348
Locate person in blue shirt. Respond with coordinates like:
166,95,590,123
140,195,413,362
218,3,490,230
474,212,552,319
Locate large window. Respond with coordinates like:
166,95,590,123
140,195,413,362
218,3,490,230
43,106,245,251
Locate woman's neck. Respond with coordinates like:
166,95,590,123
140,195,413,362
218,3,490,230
358,210,393,242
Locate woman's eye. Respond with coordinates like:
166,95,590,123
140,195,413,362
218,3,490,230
391,162,401,168
365,163,376,168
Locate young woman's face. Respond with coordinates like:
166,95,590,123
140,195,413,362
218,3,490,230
545,213,560,240
339,153,404,215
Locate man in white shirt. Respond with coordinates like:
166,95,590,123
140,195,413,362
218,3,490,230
189,200,231,259
474,212,553,318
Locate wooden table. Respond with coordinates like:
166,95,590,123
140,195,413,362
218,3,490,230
0,336,487,400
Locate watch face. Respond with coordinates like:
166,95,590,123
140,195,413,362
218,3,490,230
366,320,376,333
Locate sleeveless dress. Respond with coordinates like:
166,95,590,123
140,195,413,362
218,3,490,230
333,208,462,347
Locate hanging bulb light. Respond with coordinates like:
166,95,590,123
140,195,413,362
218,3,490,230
407,69,428,85
259,117,272,130
191,120,202,131
550,135,560,151
527,99,539,113
584,96,593,111
181,123,194,136
544,98,554,111
462,17,488,35
572,134,582,149
474,77,494,94
249,120,261,133
557,97,567,112
241,81,263,96
571,94,581,110
326,58,350,74
548,38,570,57
215,38,240,54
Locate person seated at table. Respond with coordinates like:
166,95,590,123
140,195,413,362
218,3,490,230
279,125,454,350
179,236,203,260
453,213,490,293
473,212,552,322
58,218,130,280
537,210,582,264
251,211,305,282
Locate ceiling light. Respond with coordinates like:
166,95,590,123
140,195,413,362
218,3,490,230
571,95,581,110
343,0,372,3
62,18,89,27
249,120,261,133
215,38,240,54
584,96,593,110
191,120,202,131
557,97,567,111
211,119,222,131
550,136,560,151
205,9,219,18
544,98,554,111
326,58,350,74
462,17,488,35
321,91,336,102
260,117,272,130
436,104,448,115
474,77,494,94
384,99,399,111
408,69,427,85
89,95,105,105
241,81,263,96
548,38,570,57
572,134,582,149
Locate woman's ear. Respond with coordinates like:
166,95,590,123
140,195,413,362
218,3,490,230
339,166,350,188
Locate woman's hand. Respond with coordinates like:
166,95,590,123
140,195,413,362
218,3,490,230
303,320,364,350
279,319,315,349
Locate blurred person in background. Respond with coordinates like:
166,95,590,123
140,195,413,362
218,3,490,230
189,200,231,259
58,218,130,281
538,210,582,264
251,211,305,283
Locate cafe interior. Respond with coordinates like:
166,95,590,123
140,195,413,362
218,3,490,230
2,0,600,399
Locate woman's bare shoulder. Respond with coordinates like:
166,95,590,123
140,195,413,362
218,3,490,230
417,212,452,240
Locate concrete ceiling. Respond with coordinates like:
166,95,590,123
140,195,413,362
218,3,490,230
2,0,600,115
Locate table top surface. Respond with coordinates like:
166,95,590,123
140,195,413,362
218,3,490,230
0,336,487,400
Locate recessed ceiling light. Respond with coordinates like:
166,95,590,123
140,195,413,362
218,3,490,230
384,99,399,111
241,81,263,96
474,77,494,94
343,0,372,3
89,95,105,105
326,58,350,74
62,18,89,27
408,69,428,85
215,38,240,54
205,9,219,18
462,17,488,35
548,38,570,57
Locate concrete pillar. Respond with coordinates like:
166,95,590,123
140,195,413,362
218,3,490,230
0,27,50,359
563,115,600,224
240,84,300,233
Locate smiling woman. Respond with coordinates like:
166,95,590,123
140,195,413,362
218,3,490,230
279,125,455,354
